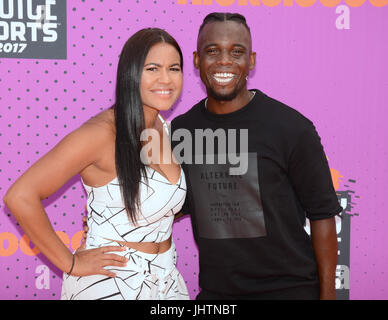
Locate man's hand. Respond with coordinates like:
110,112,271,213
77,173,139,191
174,212,184,221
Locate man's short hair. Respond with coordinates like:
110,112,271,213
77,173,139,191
198,12,251,37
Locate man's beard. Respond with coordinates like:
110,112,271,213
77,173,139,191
207,86,239,101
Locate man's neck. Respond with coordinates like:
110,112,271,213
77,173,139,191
206,89,254,115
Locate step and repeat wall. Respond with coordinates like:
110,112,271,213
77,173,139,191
0,0,387,300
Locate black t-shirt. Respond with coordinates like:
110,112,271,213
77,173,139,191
171,89,342,295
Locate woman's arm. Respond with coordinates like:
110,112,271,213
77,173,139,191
3,120,127,277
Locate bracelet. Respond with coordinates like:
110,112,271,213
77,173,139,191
68,254,75,275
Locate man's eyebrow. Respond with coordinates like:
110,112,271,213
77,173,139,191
203,43,248,49
203,43,218,48
231,44,248,50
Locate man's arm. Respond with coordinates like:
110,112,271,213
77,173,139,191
310,217,338,300
287,121,342,299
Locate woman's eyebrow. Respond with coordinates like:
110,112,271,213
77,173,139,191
144,62,162,67
144,62,181,67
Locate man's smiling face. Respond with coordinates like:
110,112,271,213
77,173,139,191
194,20,256,101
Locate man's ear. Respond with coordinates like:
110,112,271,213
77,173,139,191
249,51,256,70
193,51,200,69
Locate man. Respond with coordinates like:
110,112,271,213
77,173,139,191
171,12,342,300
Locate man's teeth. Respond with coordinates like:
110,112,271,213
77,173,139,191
214,73,235,77
213,73,235,83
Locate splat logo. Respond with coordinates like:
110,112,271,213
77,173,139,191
0,0,66,59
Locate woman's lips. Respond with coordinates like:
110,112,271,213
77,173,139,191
151,89,173,96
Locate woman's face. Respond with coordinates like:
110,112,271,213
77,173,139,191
140,42,183,112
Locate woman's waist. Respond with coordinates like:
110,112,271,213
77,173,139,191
107,236,172,254
86,232,172,254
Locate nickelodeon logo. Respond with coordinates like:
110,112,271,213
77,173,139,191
177,0,387,7
0,230,84,257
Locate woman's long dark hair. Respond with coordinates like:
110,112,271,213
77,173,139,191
113,28,183,224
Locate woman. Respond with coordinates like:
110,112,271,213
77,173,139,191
3,28,189,300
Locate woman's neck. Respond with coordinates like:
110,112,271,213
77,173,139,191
143,105,159,129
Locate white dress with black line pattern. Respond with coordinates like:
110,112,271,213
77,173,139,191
61,115,189,300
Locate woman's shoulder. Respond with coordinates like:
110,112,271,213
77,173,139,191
60,108,115,152
82,108,115,133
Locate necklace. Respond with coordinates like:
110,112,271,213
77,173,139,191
204,90,256,109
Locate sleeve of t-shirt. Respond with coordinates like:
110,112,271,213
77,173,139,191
288,122,343,220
